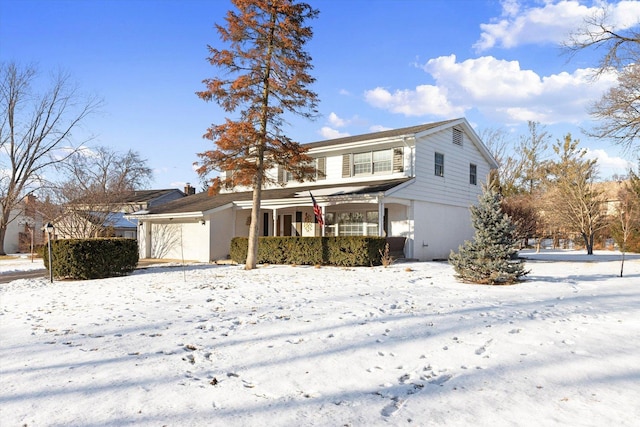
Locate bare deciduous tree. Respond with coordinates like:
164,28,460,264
589,64,640,152
45,146,152,238
565,8,640,152
479,127,522,197
517,121,550,195
501,194,541,248
0,62,101,254
610,169,640,276
544,134,609,255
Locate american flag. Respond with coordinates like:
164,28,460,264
309,191,324,227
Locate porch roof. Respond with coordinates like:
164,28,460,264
142,178,411,216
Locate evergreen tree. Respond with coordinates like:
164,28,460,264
196,0,319,270
449,185,529,285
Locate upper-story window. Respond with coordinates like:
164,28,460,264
469,163,477,185
353,152,372,175
373,150,392,173
344,147,402,177
353,149,392,175
435,152,444,177
281,157,326,183
453,128,463,146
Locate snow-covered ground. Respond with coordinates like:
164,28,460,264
1,250,639,426
0,254,47,273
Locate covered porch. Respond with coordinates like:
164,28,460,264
230,180,414,258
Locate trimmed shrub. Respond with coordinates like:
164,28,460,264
230,236,385,267
42,238,139,280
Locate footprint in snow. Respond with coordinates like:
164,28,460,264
381,398,406,417
475,339,493,355
428,374,453,386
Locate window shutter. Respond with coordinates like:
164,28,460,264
317,157,326,180
392,147,404,173
342,154,351,177
277,166,285,183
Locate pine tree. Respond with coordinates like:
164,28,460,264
196,0,319,270
449,185,529,285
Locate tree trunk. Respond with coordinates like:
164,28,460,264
245,184,263,270
0,225,6,256
583,232,594,255
245,142,266,270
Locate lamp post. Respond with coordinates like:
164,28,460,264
45,222,54,283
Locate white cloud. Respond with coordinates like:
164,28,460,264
319,126,350,139
51,145,95,161
365,54,618,124
584,148,633,177
363,85,465,117
328,112,348,128
369,125,393,132
474,0,640,52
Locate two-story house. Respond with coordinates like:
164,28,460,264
128,118,498,262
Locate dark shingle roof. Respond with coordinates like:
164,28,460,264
117,189,184,204
145,179,410,215
303,119,460,149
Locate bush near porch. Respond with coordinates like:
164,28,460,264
230,236,386,267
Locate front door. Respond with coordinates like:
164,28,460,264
283,214,292,236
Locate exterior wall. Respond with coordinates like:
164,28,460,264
260,140,415,189
392,128,488,207
386,203,411,238
3,209,44,254
234,211,251,237
4,214,21,254
386,127,489,261
148,221,209,261
209,208,235,261
412,200,473,261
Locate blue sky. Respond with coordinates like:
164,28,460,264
2,0,639,190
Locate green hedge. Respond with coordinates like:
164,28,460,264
42,238,139,280
230,236,386,266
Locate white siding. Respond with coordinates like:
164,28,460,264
149,221,209,261
412,200,473,261
325,154,344,181
262,143,415,188
392,128,488,208
386,204,411,239
209,208,234,261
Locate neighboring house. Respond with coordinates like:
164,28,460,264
2,194,46,254
55,188,188,239
128,118,498,262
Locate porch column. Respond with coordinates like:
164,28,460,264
321,205,326,237
231,206,237,237
272,208,278,236
144,221,152,258
378,200,385,237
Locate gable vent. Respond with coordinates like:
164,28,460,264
453,128,463,146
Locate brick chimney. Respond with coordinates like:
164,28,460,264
24,194,37,218
184,183,196,195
